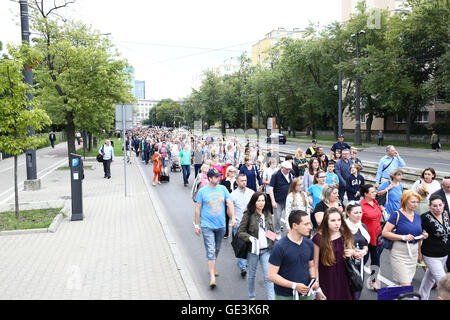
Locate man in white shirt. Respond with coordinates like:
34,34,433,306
99,139,114,179
231,173,255,277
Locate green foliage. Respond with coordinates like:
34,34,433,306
0,44,52,155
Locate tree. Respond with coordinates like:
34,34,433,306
31,2,134,162
0,44,51,219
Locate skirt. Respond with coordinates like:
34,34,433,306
390,241,418,284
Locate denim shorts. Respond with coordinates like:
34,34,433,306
201,227,226,260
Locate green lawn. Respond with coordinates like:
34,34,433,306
0,208,61,231
76,137,124,157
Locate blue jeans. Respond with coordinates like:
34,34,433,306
201,227,226,261
233,222,247,271
182,164,191,184
247,248,275,300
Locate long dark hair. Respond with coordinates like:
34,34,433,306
245,192,270,216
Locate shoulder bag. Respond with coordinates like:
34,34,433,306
377,210,400,251
343,257,364,293
231,214,251,259
96,145,105,163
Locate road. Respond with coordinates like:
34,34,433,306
279,139,450,174
137,158,439,300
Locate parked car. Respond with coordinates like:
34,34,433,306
266,133,287,144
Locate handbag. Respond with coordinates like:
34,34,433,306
96,145,105,163
231,216,251,259
377,210,400,251
343,257,363,292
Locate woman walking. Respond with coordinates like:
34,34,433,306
240,155,262,192
312,207,357,300
312,185,344,230
237,192,276,300
382,190,429,286
152,145,162,186
418,195,450,300
377,168,404,216
303,157,320,192
344,202,370,299
360,184,383,291
284,177,311,233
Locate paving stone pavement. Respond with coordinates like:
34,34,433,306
0,157,192,300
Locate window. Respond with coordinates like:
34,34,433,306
394,114,406,123
360,113,366,124
415,112,429,123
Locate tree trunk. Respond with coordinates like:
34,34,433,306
66,110,76,165
14,155,19,219
88,132,93,152
365,113,374,142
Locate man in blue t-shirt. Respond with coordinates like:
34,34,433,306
268,210,320,300
195,168,236,289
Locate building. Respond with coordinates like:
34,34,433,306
342,0,410,22
217,57,241,76
133,99,158,127
341,0,449,134
134,80,146,100
251,28,306,65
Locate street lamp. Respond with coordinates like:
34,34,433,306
351,30,365,146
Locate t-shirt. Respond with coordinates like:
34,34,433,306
308,184,324,210
378,181,403,214
312,201,344,229
179,150,191,165
195,185,231,229
269,236,314,297
387,210,423,244
325,172,339,186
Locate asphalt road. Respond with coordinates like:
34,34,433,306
137,158,439,300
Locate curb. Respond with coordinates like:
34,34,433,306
0,205,69,236
136,161,201,300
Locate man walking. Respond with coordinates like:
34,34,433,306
194,168,236,289
269,161,295,235
268,210,320,300
180,144,192,187
335,149,353,203
49,132,56,149
375,145,406,187
99,139,114,179
230,173,255,277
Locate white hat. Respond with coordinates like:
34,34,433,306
281,161,292,169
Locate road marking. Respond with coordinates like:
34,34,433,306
364,266,396,287
0,158,67,205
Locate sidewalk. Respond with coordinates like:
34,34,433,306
0,156,193,300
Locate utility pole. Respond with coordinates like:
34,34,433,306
20,0,39,190
352,30,365,146
338,57,343,137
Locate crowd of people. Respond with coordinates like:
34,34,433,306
106,126,450,301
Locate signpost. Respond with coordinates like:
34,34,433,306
115,104,133,197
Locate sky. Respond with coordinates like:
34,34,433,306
1,0,341,101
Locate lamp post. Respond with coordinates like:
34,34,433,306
20,0,39,190
351,30,365,146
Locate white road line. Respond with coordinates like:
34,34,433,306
0,158,67,205
364,266,396,287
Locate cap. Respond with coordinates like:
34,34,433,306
312,139,317,143
207,168,222,178
339,134,344,138
281,161,292,169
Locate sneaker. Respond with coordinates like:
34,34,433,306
240,269,247,278
209,279,216,289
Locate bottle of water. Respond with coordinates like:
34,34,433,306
354,243,361,267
